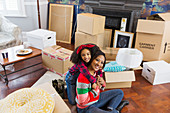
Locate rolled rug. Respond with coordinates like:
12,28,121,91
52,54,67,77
0,88,55,113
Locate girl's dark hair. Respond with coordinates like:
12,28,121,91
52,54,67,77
70,43,100,64
88,50,106,69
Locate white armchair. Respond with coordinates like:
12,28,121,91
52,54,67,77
0,15,22,49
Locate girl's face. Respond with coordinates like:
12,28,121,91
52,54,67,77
91,55,105,72
81,49,91,63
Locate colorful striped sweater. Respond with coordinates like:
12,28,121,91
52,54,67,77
76,72,106,109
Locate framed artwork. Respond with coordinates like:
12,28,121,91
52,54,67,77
113,30,134,48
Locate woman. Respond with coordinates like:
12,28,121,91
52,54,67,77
75,50,128,113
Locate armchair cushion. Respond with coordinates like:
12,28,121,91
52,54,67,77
0,15,22,49
0,32,15,46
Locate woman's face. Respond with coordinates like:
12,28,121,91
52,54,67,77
81,49,91,63
91,55,105,72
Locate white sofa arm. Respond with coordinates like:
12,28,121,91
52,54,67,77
1,16,17,34
0,16,22,45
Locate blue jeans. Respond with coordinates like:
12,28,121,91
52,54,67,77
65,71,79,105
77,89,124,113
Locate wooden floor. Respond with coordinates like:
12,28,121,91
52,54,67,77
0,42,170,113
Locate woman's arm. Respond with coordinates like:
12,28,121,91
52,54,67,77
77,61,96,83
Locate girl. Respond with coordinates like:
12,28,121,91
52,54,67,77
76,50,125,113
65,43,103,105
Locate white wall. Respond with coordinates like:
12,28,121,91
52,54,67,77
6,0,48,32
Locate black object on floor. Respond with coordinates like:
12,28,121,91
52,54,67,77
116,100,129,113
52,79,66,99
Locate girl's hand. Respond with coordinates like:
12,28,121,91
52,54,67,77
92,83,97,89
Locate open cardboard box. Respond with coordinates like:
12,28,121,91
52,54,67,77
135,13,170,63
101,47,119,60
104,71,136,89
42,45,73,76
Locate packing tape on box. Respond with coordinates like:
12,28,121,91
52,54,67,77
43,66,67,77
42,51,69,61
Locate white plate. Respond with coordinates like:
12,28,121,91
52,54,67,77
16,49,32,56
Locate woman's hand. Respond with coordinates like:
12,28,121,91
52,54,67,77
97,75,104,85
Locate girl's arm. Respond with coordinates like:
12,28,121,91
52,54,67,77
77,61,96,83
69,64,79,75
97,69,103,77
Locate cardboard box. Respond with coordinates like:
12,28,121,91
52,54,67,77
27,29,56,50
75,31,104,48
101,47,119,60
142,60,170,85
32,82,71,113
42,45,73,76
103,29,112,47
135,13,170,63
104,71,135,89
77,13,105,35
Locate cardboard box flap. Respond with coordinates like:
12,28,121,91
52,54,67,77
147,13,170,21
43,45,61,54
80,13,105,18
105,71,135,83
143,60,170,73
136,19,165,35
42,45,72,59
101,47,119,54
34,82,71,113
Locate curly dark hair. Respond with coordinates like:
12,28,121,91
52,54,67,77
87,50,106,69
70,43,100,64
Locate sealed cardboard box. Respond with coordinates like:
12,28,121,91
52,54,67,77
32,82,71,113
27,29,56,50
142,60,170,85
101,47,119,60
42,45,73,76
104,71,135,89
135,13,170,63
77,13,105,35
75,31,104,48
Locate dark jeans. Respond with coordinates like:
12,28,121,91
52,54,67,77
77,89,124,113
65,71,78,105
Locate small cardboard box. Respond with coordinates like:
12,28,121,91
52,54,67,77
75,31,104,48
27,29,56,50
42,45,73,76
77,13,105,35
101,47,119,60
32,82,71,113
104,71,135,89
142,60,170,85
135,13,170,63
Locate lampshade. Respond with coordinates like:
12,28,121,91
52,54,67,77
116,48,143,68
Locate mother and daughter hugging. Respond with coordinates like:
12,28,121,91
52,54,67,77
65,43,129,113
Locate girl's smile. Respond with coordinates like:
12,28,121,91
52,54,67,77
81,49,91,63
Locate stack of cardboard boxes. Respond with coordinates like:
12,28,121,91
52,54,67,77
135,13,170,85
75,13,106,48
